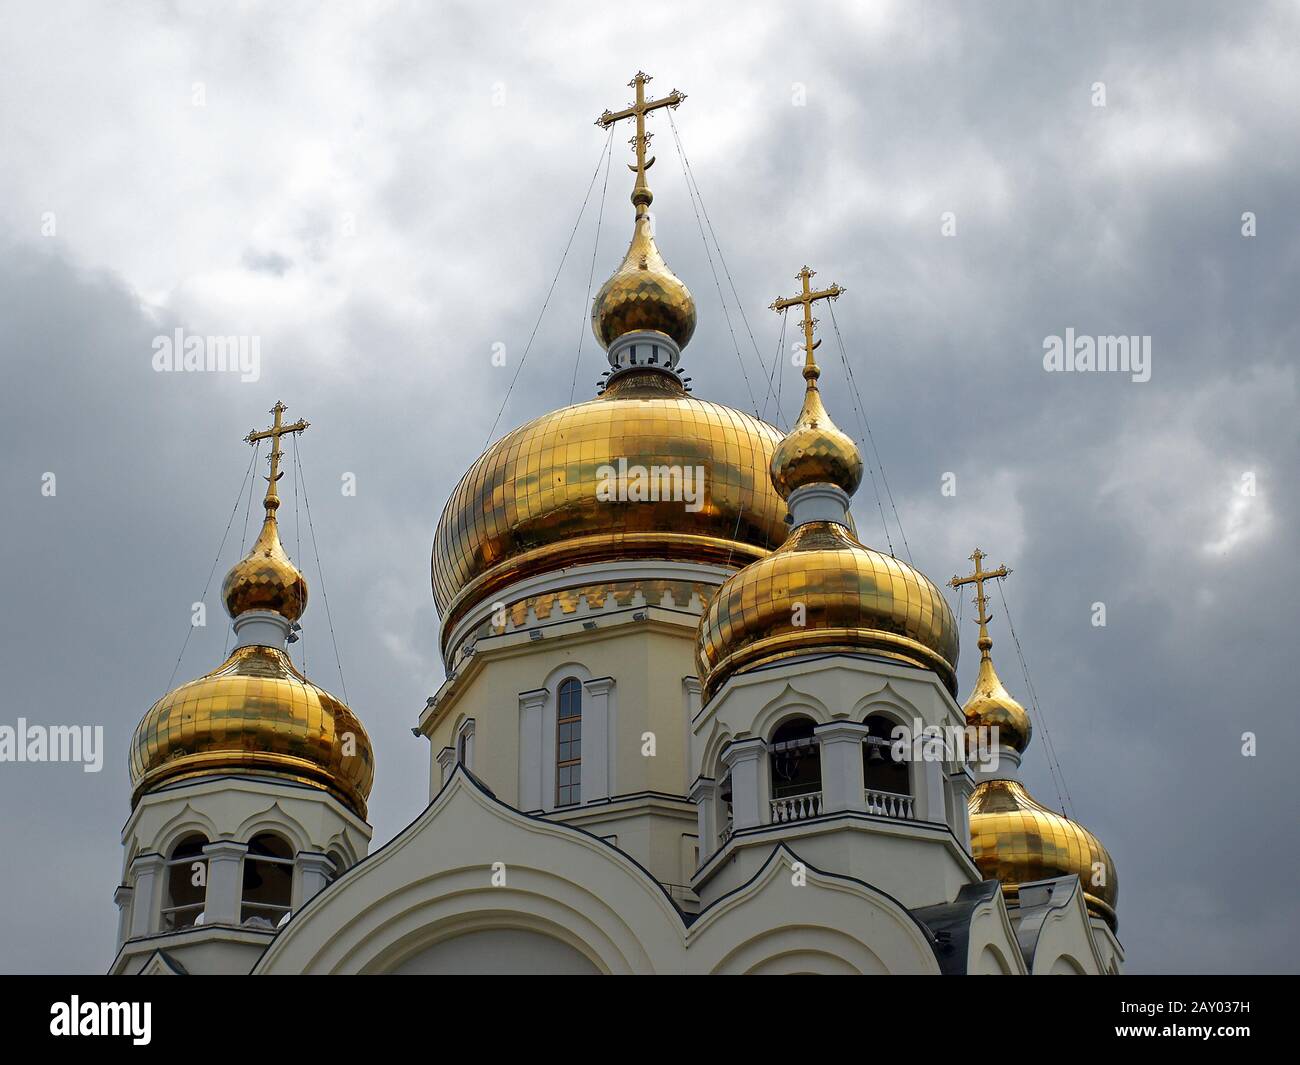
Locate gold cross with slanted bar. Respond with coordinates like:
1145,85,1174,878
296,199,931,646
770,266,845,370
245,401,309,513
949,548,1012,658
596,71,686,212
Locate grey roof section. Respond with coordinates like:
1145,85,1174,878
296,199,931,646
911,879,1005,975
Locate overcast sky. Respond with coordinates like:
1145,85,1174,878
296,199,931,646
1,0,1296,974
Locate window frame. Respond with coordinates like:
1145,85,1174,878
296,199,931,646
555,677,583,808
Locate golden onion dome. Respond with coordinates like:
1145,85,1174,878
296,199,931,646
591,210,696,350
698,333,957,699
130,644,374,818
962,651,1031,753
770,363,863,499
432,368,789,654
697,520,959,699
221,510,308,622
133,402,373,819
969,779,1118,931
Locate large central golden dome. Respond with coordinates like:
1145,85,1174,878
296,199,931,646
432,369,789,652
433,88,788,658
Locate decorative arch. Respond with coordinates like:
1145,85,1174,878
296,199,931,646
697,719,734,782
689,847,942,975
153,805,219,859
1048,953,1087,975
851,681,924,725
255,770,685,975
974,943,1013,974
323,832,361,871
752,682,831,740
542,660,594,691
234,802,312,855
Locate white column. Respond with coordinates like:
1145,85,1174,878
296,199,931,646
721,738,765,830
920,757,947,824
517,688,547,812
815,720,869,814
114,884,134,946
689,776,718,857
948,768,975,847
128,853,164,938
202,840,248,926
583,677,615,801
460,720,476,769
682,676,702,780
436,745,455,787
296,851,335,906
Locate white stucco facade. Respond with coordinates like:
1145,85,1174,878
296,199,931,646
114,563,1121,975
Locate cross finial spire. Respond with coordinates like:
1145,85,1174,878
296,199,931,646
596,71,687,217
770,266,845,382
949,548,1012,660
245,400,309,518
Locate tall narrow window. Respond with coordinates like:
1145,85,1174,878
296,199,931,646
241,833,294,927
161,834,207,931
556,678,583,807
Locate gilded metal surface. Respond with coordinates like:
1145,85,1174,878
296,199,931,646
591,73,693,349
697,520,960,699
767,268,859,497
954,547,1116,930
130,644,374,818
431,369,789,655
969,778,1119,931
769,266,845,379
962,654,1031,752
952,548,1029,749
595,71,687,214
769,363,863,498
223,401,310,622
465,578,713,644
591,211,696,349
222,515,308,622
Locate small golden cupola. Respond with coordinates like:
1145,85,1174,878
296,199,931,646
696,269,959,700
951,550,1118,931
130,403,374,818
591,72,695,361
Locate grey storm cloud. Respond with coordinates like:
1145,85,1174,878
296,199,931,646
0,0,1296,972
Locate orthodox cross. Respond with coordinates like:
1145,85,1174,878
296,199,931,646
245,401,309,513
949,548,1012,659
596,71,687,212
770,266,845,371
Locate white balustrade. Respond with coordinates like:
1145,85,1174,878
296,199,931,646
864,788,914,819
769,791,823,823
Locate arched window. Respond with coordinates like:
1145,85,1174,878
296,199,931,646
161,834,207,931
556,678,583,807
864,714,913,818
769,717,821,821
241,833,294,927
327,849,349,884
